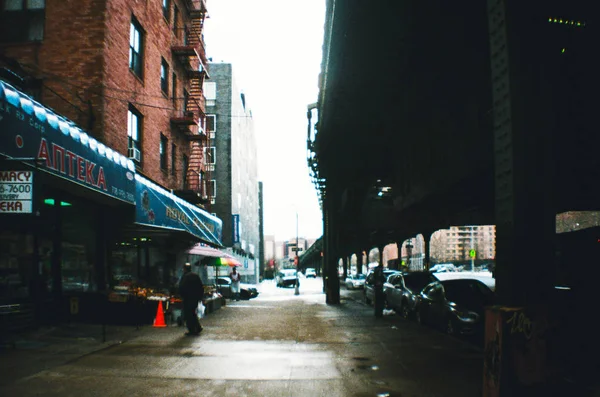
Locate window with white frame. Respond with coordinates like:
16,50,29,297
206,114,216,135
129,17,143,78
127,105,142,162
209,180,216,198
203,82,216,106
0,0,45,43
204,146,215,164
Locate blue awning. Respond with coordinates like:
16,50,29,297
0,80,136,204
134,174,223,246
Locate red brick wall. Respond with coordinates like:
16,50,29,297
1,0,107,135
101,0,195,189
0,0,200,191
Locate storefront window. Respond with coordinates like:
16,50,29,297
0,232,33,301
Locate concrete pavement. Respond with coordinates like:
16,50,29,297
1,279,486,396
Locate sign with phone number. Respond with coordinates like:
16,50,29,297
0,170,33,213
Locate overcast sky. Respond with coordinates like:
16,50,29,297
204,0,326,241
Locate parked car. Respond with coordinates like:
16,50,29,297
364,269,400,305
276,269,299,288
345,274,366,289
305,268,317,278
216,277,259,300
383,271,438,318
415,278,495,335
429,263,458,273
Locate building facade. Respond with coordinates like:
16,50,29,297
204,62,260,281
0,0,222,324
429,225,496,266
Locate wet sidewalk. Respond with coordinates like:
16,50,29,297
1,283,486,397
0,322,147,387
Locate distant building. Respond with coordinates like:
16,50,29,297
284,238,309,259
204,62,260,281
430,226,496,265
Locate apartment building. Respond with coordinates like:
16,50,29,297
0,0,222,318
204,62,260,281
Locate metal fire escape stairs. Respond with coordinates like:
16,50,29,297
171,0,212,208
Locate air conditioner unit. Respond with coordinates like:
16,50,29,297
128,147,141,162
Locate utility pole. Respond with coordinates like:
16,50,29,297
295,212,300,295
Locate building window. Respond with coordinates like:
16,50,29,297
160,58,169,94
171,73,177,105
209,179,216,198
162,0,170,21
171,144,176,175
0,0,45,43
205,147,215,164
160,134,168,170
129,17,143,78
172,5,178,36
203,82,216,106
206,114,216,134
182,154,188,189
127,106,142,163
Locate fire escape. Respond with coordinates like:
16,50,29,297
171,0,211,208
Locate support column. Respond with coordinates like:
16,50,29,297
324,197,340,304
374,244,386,317
356,250,364,274
422,230,435,271
484,2,557,395
342,256,348,280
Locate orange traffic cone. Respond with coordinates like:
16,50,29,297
153,300,167,328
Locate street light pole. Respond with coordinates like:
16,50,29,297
295,212,300,295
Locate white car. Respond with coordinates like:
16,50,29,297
345,274,366,289
429,264,458,273
305,268,317,278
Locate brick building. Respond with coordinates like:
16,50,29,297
0,0,223,323
0,0,212,197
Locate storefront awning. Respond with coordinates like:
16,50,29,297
134,174,223,246
187,244,242,267
0,80,136,204
188,244,231,257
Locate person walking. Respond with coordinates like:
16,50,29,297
229,266,241,301
179,263,204,335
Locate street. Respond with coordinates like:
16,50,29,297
1,277,485,397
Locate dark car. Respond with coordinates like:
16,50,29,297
383,272,438,318
216,277,259,300
276,269,299,288
363,269,400,305
415,278,495,335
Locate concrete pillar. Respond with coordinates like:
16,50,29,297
355,251,363,274
484,2,557,394
422,231,435,271
324,197,340,305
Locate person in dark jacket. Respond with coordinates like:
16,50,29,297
179,262,204,335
